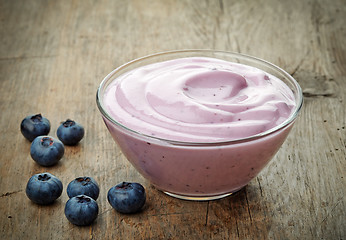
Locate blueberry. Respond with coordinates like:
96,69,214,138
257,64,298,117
67,177,100,200
30,136,65,167
65,195,99,226
107,182,146,214
25,172,63,205
20,114,50,142
57,119,85,145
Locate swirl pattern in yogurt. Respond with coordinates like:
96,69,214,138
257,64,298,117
103,57,296,142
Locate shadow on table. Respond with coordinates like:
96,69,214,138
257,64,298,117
114,183,274,239
204,184,273,238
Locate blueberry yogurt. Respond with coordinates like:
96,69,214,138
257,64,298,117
98,53,302,200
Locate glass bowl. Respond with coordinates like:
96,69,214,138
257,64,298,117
96,50,303,201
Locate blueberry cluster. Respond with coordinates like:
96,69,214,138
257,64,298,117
21,114,85,167
25,173,100,226
25,173,146,226
21,113,146,226
65,177,100,226
21,114,84,145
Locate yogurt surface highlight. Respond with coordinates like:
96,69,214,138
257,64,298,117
103,57,296,142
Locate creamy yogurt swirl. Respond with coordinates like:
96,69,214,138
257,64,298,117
103,57,296,142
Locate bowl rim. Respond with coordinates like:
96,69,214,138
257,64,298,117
96,49,303,146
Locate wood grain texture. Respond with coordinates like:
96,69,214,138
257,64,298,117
0,0,345,239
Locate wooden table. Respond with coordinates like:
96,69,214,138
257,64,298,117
1,0,345,239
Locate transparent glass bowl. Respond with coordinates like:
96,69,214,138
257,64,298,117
96,50,303,201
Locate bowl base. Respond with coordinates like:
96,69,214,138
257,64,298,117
163,191,233,201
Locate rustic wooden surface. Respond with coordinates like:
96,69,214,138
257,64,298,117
0,0,345,239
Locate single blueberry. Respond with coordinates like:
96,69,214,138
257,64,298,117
30,136,65,167
64,195,99,226
20,114,50,142
57,119,85,145
67,177,100,200
25,172,63,205
107,182,146,214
